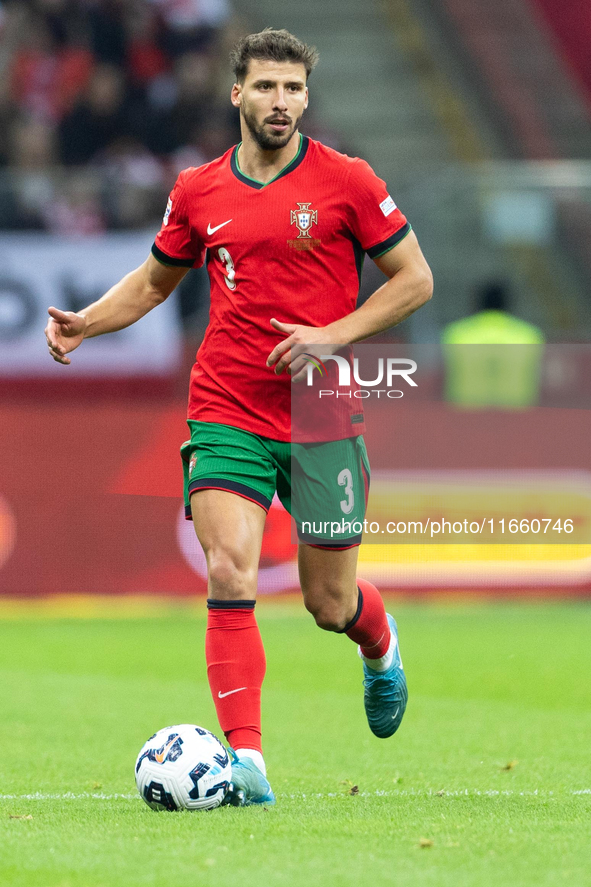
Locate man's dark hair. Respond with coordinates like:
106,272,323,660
230,28,319,83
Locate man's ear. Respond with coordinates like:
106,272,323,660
231,83,242,108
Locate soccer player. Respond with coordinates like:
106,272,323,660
45,29,433,807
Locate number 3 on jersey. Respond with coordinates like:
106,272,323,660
218,247,236,291
338,468,354,514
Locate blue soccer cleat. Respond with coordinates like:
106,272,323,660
360,613,408,739
223,749,276,807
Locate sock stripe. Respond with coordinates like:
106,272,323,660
336,587,364,633
207,599,256,610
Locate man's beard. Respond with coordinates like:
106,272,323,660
241,104,302,151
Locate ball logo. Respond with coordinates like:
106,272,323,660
0,495,16,572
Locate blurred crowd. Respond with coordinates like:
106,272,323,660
0,0,250,233
0,0,345,238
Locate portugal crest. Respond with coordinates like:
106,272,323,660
290,202,318,239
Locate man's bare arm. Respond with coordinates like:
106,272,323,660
45,254,189,364
266,231,433,374
326,230,433,344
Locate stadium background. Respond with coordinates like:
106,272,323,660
1,0,591,598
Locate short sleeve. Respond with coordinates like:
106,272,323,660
152,172,206,269
346,159,411,259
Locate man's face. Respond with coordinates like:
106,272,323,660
231,59,308,151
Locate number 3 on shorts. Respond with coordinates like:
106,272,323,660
338,468,354,514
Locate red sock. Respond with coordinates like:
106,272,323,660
344,579,391,659
205,601,265,753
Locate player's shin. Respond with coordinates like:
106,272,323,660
205,600,266,754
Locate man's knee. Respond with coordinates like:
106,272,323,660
206,548,257,599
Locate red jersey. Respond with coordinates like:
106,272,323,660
153,135,410,442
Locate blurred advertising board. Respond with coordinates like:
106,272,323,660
0,232,181,376
2,361,591,596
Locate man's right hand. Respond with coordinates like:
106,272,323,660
45,307,87,365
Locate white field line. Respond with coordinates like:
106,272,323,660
0,789,590,802
0,792,138,801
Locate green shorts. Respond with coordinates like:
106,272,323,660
181,421,370,548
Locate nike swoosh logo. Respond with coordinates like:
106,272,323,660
218,687,247,698
391,707,400,720
207,219,232,235
155,735,178,763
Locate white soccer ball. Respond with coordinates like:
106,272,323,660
135,724,232,811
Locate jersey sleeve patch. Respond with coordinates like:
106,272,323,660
379,195,397,217
366,222,412,259
151,243,195,268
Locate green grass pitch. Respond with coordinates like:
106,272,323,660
0,598,590,887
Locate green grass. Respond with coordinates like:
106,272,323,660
0,599,590,887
